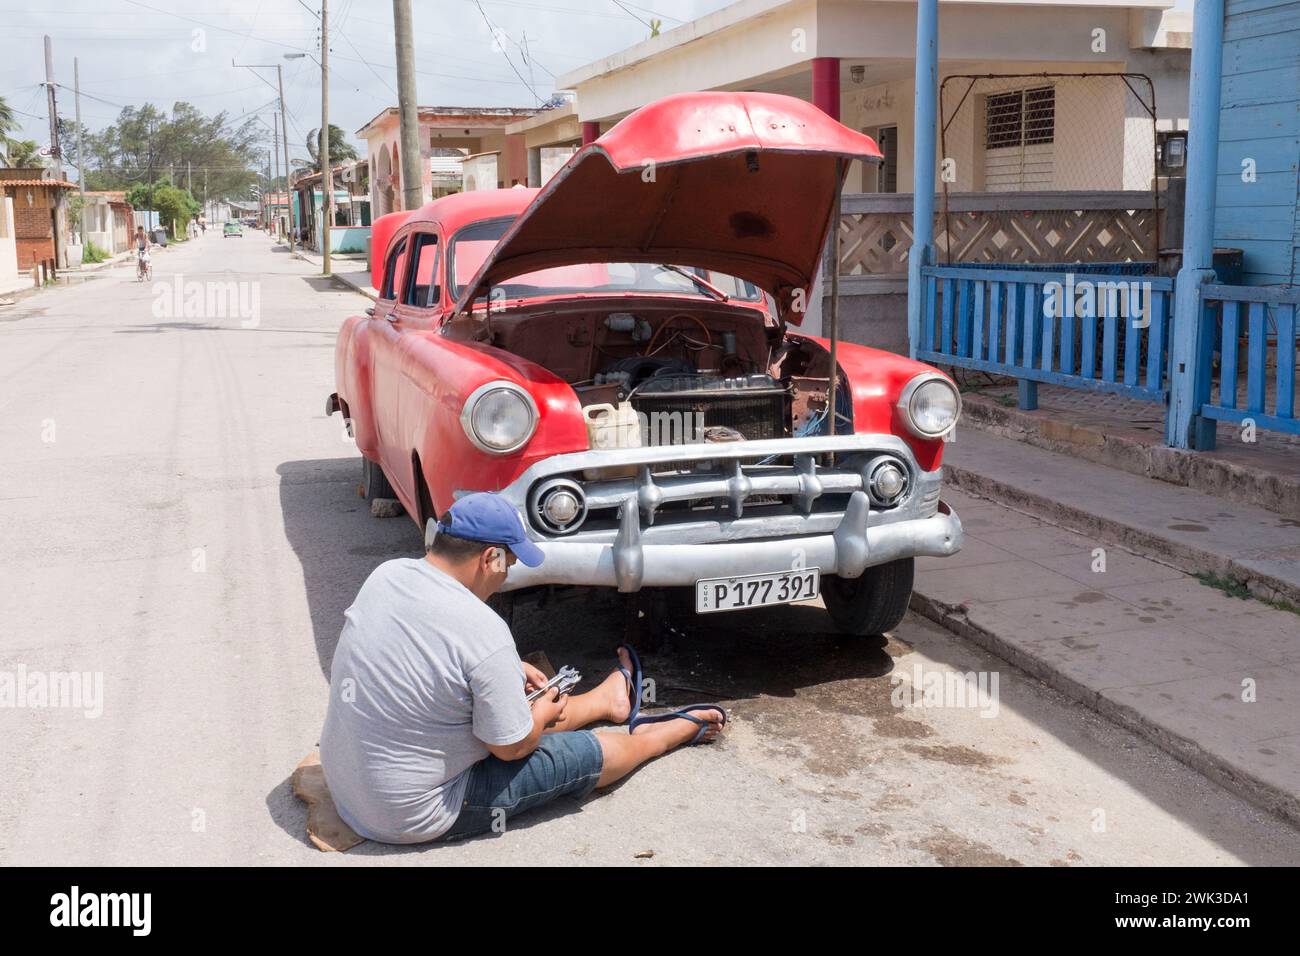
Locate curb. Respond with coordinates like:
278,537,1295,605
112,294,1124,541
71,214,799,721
943,463,1300,608
908,588,1300,829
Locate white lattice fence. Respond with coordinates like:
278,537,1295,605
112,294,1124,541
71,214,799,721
838,191,1159,276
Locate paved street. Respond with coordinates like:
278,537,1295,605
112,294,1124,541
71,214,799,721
3,231,1299,866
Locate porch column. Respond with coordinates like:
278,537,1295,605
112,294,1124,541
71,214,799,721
907,0,939,361
527,146,542,188
1167,0,1226,450
581,121,600,145
811,57,840,120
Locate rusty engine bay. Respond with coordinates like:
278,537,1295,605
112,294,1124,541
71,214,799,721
448,298,844,447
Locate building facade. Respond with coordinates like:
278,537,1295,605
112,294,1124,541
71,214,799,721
0,170,76,272
1213,0,1299,285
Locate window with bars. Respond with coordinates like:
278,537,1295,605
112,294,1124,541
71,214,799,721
984,86,1055,150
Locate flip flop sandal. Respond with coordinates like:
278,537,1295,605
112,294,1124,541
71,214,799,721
616,643,643,726
629,704,727,745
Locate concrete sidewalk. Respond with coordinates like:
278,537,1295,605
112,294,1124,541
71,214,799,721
292,246,376,299
915,460,1300,825
945,429,1300,606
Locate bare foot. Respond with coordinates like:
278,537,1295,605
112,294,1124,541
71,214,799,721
602,646,635,724
631,707,726,746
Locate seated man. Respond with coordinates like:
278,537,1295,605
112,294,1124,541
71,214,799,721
320,492,726,844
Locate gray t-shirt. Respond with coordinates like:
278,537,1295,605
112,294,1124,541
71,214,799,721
320,558,533,843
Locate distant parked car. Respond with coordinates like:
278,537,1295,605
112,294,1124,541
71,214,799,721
223,222,243,238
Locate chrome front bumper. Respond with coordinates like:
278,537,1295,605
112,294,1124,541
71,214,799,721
493,434,962,593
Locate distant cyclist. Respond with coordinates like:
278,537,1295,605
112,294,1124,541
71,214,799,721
134,226,151,281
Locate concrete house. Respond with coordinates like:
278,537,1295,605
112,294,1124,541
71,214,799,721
82,191,135,256
542,0,1192,349
357,105,537,217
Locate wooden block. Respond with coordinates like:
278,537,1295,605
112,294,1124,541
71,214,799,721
292,751,365,853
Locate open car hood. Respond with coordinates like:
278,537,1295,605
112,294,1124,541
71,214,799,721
453,91,882,324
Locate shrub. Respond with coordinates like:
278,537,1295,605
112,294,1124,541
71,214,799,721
82,240,108,264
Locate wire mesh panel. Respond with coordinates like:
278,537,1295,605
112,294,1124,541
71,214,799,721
938,73,1160,264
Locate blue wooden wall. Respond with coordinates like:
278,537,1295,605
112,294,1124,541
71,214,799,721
1215,0,1300,285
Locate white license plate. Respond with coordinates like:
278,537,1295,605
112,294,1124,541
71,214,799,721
695,568,821,613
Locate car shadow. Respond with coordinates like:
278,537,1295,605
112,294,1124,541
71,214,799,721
278,457,417,677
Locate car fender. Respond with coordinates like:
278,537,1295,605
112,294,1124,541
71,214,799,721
392,333,591,519
335,315,381,459
790,333,951,472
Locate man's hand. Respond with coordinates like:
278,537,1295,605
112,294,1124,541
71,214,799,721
533,687,568,729
522,661,548,694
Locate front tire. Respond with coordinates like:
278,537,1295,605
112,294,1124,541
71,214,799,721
822,558,914,637
361,456,396,500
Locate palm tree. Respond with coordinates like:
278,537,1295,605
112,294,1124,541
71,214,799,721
2,139,42,168
292,125,358,174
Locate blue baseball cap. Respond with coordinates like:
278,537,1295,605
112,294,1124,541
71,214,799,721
431,493,545,567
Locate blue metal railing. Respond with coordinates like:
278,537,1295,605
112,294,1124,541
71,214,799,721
1197,283,1299,440
916,264,1175,408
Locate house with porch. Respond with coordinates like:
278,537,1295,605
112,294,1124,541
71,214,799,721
289,158,372,255
356,105,537,217
556,0,1193,350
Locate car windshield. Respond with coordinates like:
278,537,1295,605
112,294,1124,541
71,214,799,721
449,217,764,303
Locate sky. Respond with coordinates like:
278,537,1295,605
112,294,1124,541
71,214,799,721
0,0,734,169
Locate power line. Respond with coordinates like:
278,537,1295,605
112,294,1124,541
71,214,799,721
609,0,651,29
473,1,542,105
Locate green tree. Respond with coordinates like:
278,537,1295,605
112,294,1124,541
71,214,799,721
293,124,358,174
152,182,200,238
80,102,262,201
3,139,42,168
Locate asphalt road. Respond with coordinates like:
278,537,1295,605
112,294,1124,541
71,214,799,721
2,230,1298,866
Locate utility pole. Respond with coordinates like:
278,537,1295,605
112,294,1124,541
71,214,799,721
74,57,86,245
320,0,332,276
232,58,296,252
393,0,423,211
271,112,281,236
278,67,294,251
44,36,65,269
44,37,60,172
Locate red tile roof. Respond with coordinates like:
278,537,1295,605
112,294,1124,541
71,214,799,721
0,179,78,188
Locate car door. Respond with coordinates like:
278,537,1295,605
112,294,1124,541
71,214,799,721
368,230,416,506
391,230,446,520
372,228,444,511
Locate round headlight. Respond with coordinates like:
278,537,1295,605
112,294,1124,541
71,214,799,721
870,461,908,504
544,489,581,524
461,382,537,453
899,373,960,438
529,477,587,534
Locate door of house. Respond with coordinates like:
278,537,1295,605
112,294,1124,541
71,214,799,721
876,125,898,193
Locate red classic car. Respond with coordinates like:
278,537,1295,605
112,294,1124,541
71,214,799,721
329,91,962,636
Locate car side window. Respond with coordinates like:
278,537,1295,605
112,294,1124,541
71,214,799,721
380,237,408,300
402,233,441,308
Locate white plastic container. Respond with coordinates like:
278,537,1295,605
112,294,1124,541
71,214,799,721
583,401,641,478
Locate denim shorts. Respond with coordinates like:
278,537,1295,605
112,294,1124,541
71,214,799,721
441,730,605,840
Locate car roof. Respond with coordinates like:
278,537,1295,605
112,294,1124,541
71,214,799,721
401,187,540,233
